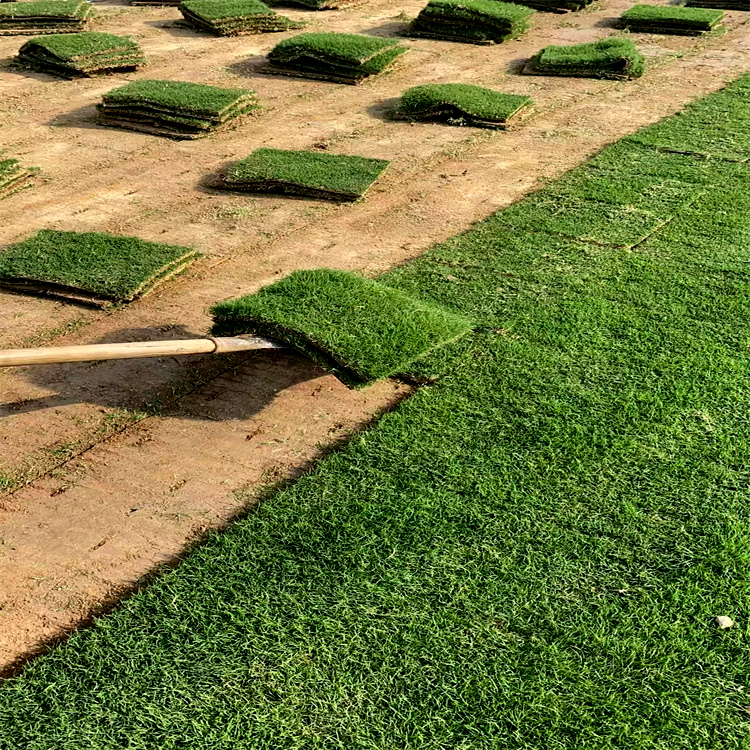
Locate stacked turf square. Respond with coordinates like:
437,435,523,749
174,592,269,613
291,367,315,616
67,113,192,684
266,0,359,8
267,33,407,84
508,0,592,12
0,0,92,35
97,80,259,139
619,4,723,35
17,33,145,77
524,38,644,79
220,148,389,201
410,0,534,45
685,0,748,10
0,156,38,200
396,84,533,128
179,0,302,35
0,230,201,306
211,269,472,386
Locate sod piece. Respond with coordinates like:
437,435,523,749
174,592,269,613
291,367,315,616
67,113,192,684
0,230,201,305
0,156,39,200
179,0,302,35
396,83,532,128
266,32,407,84
219,148,389,201
265,0,361,8
524,37,644,79
410,0,534,44
618,4,724,35
97,79,259,139
211,269,472,385
17,32,145,77
685,0,748,10
0,0,92,35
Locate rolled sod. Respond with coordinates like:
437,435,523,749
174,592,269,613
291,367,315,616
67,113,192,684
524,37,645,80
0,0,92,35
0,230,201,306
219,148,389,201
266,32,407,84
97,79,259,139
0,156,39,200
619,4,724,35
179,0,302,36
210,269,473,386
396,84,532,128
410,0,534,45
17,32,145,77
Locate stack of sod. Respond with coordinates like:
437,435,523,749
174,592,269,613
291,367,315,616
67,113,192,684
211,269,473,386
0,230,201,306
266,0,360,8
219,148,389,201
97,80,259,139
618,4,723,34
0,156,38,200
396,84,533,128
179,0,302,35
410,0,534,45
267,33,407,84
504,0,593,12
685,0,748,10
17,33,145,77
524,37,644,79
0,0,92,35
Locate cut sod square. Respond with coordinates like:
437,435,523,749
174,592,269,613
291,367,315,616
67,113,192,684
619,4,724,35
0,230,201,305
220,148,389,201
97,79,259,139
17,32,145,77
524,38,645,80
0,0,93,35
210,268,473,386
410,0,534,45
265,0,361,8
501,0,593,12
179,0,302,36
685,0,748,10
396,84,532,128
0,156,39,200
266,33,407,84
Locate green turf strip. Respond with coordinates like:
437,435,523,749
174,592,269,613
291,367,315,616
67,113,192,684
619,4,723,34
397,83,532,127
211,269,472,385
3,76,750,749
222,148,389,200
526,37,645,79
0,230,200,304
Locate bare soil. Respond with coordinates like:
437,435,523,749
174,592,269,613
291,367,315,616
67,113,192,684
1,0,749,674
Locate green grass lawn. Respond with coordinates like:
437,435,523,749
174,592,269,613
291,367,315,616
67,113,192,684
2,76,750,749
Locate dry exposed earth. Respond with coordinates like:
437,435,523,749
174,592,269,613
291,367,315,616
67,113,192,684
1,0,749,674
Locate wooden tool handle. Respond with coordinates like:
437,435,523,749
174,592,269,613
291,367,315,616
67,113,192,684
0,336,283,368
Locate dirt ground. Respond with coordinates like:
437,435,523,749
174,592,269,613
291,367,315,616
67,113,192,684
1,0,749,675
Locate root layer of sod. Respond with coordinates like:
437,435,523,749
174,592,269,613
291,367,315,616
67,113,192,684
396,83,532,128
0,0,92,35
0,229,201,305
618,4,724,35
97,79,258,139
409,0,534,45
179,0,302,36
524,37,644,79
3,75,750,750
266,32,407,84
218,148,389,201
0,156,38,200
17,32,145,77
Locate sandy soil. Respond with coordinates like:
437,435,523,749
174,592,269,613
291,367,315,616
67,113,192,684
1,0,749,674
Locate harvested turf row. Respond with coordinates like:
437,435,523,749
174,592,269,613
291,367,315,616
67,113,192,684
2,76,750,749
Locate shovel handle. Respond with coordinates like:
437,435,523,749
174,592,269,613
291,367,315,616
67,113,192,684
0,336,283,368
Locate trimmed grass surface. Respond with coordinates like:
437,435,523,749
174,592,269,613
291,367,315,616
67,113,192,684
221,148,389,201
396,83,533,128
0,156,38,200
179,0,302,36
97,79,259,138
410,0,534,45
0,0,91,34
211,269,472,385
0,230,200,305
619,4,724,35
267,32,407,84
3,76,750,749
17,32,145,77
525,37,645,79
